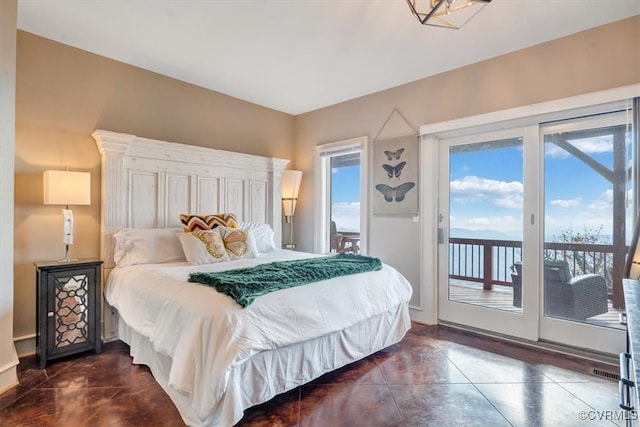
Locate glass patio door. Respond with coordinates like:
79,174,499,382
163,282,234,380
538,111,631,354
437,127,538,340
437,108,632,355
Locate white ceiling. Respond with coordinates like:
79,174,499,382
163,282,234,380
16,1,640,115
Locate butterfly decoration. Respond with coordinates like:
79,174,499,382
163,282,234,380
375,182,415,202
192,230,227,259
384,148,404,161
382,161,406,179
220,228,249,257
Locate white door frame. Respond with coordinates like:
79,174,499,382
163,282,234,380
313,136,368,255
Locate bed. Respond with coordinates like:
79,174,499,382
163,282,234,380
92,130,413,426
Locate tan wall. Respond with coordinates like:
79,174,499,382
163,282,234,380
13,16,640,348
293,16,640,306
1,0,18,392
13,31,295,352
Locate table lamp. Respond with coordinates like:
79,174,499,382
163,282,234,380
43,170,91,262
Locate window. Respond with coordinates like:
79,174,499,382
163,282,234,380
314,137,368,254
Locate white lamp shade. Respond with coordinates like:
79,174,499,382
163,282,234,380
281,170,303,217
43,170,91,206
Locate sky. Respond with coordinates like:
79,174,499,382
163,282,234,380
330,126,634,241
449,131,633,242
331,164,360,232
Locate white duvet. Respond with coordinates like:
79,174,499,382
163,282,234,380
106,250,413,425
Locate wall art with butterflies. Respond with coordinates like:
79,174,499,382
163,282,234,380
372,135,419,216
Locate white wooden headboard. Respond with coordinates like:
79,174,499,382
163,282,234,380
92,129,289,340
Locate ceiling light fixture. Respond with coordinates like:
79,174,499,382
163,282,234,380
406,0,492,29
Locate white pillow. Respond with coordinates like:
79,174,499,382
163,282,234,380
218,227,260,260
178,229,230,265
113,228,185,267
237,222,277,253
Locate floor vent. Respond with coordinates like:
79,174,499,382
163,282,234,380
591,367,619,381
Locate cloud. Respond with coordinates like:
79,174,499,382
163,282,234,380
545,135,613,159
550,197,582,208
450,175,522,209
544,190,615,237
588,189,613,211
331,202,360,232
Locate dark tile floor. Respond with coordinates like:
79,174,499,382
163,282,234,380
0,324,627,426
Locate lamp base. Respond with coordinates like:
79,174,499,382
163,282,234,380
56,244,77,263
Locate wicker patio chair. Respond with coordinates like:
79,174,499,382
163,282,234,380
544,259,608,320
510,260,609,320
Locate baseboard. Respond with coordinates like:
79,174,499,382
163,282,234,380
438,320,619,366
13,334,35,358
0,347,19,394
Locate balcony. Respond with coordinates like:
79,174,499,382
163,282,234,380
448,237,624,329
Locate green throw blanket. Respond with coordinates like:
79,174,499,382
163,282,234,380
188,253,382,308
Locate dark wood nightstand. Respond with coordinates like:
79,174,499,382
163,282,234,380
35,258,102,368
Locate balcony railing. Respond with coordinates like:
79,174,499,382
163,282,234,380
448,238,618,296
449,238,521,288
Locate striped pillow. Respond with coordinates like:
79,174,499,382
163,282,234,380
180,213,239,232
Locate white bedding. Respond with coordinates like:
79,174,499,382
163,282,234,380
106,250,413,426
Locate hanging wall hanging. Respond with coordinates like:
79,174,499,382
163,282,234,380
372,109,419,216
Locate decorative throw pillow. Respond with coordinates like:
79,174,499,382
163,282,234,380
179,213,239,232
218,227,259,260
178,229,229,265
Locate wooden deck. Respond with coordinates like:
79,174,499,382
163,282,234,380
449,280,623,330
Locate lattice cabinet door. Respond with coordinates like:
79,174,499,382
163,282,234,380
35,259,102,368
